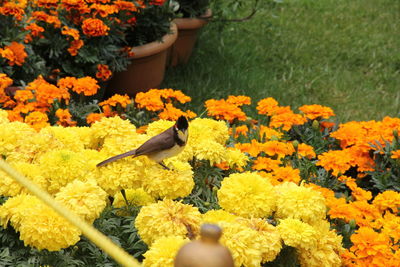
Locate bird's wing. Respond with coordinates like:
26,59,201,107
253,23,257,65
134,127,175,156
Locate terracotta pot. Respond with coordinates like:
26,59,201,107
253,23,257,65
106,23,178,97
169,9,212,66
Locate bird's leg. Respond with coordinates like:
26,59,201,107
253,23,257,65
158,161,170,170
120,189,129,206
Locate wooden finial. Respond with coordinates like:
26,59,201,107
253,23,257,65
174,224,234,267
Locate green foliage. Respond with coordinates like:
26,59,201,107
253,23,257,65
175,0,210,17
263,246,300,267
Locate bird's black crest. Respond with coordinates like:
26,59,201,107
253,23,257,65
176,116,189,130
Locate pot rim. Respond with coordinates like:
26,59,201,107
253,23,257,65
173,8,212,30
131,22,178,59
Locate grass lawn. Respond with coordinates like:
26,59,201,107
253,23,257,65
161,0,400,122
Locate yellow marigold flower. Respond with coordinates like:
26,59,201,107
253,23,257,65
202,209,238,224
238,218,282,263
189,118,229,145
19,202,81,251
317,149,353,176
113,188,155,208
270,166,301,185
0,194,41,229
219,221,263,267
91,116,136,145
0,162,47,197
0,109,9,124
141,160,194,199
372,190,400,213
277,218,317,250
275,182,326,225
135,199,201,245
299,104,335,120
297,220,343,267
143,236,189,267
0,121,36,158
55,180,107,223
218,172,276,218
224,148,249,168
40,126,93,151
194,139,226,165
256,97,279,116
380,212,400,244
145,119,175,136
38,149,94,194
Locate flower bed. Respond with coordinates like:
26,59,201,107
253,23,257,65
1,80,400,266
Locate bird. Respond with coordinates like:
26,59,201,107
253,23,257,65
96,115,189,169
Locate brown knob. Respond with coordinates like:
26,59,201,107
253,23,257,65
174,224,234,267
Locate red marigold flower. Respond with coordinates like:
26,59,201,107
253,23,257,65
82,18,110,37
35,0,59,9
96,64,112,81
67,39,84,56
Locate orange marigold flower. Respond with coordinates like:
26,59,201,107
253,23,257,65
14,89,34,103
259,125,283,140
252,157,281,171
67,39,84,56
61,26,80,41
28,75,70,106
90,3,118,17
24,111,49,131
86,112,105,124
214,162,230,170
135,89,191,112
55,108,77,127
30,11,61,28
0,73,13,91
136,125,148,134
0,2,25,20
345,179,372,201
372,190,400,213
270,166,301,185
99,94,131,108
226,95,251,106
35,0,59,9
113,0,140,11
13,102,36,115
24,23,45,42
299,104,335,120
296,143,316,159
229,125,248,138
391,149,400,159
234,139,263,157
317,150,352,176
0,42,28,66
205,98,247,123
71,77,99,96
261,140,295,159
256,97,279,116
350,227,393,264
6,110,23,122
82,18,110,37
270,110,307,131
61,0,88,11
158,103,196,121
96,64,112,81
158,88,191,103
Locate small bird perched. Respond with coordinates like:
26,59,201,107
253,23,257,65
97,116,189,169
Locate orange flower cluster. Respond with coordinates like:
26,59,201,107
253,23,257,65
58,76,99,96
0,42,28,66
55,108,77,127
257,97,307,131
99,94,131,108
0,1,25,21
205,95,250,123
299,104,335,120
96,64,112,81
135,89,196,120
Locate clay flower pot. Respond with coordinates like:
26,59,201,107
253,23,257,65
106,23,178,97
169,9,212,66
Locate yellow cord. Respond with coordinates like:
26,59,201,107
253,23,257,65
0,159,141,267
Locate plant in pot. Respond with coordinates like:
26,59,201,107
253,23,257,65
169,0,211,66
106,0,177,97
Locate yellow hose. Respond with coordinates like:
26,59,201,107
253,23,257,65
0,159,141,267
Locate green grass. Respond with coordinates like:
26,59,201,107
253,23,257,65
161,0,400,122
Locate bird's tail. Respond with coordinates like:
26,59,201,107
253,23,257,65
96,150,136,167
